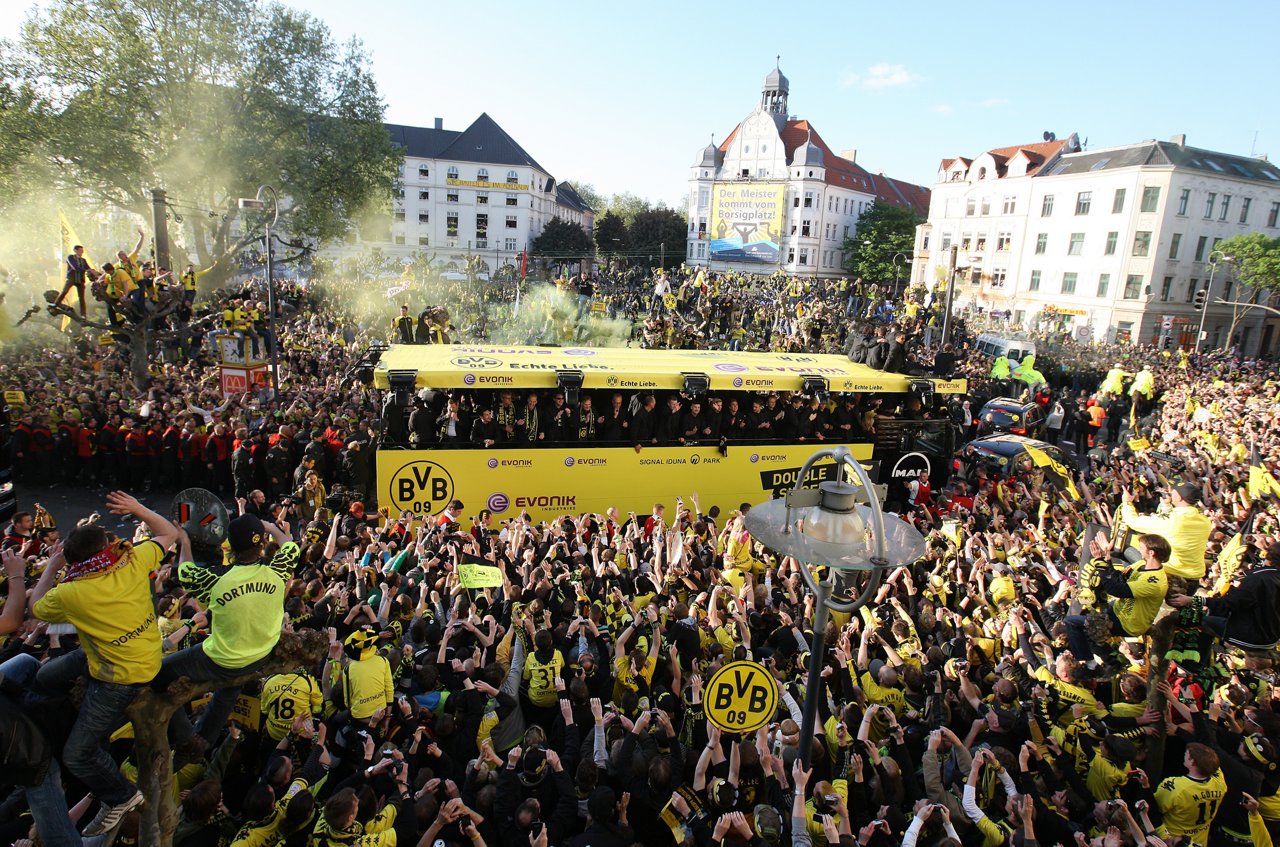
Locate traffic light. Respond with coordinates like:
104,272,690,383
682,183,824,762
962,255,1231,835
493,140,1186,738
1193,287,1209,311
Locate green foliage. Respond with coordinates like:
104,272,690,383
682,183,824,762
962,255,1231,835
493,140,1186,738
627,209,687,269
840,201,921,282
594,210,630,255
1215,232,1280,297
530,217,593,258
0,0,398,279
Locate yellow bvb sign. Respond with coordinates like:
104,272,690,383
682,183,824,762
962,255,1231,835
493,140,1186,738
704,660,778,734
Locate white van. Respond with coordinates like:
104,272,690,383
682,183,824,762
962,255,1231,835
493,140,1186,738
974,333,1036,363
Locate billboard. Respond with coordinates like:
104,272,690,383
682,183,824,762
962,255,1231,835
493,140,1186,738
709,182,785,263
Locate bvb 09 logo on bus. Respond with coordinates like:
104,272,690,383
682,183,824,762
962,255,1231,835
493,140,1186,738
388,460,455,515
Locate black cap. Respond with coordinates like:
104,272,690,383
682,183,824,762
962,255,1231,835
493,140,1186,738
228,514,266,552
1175,482,1202,505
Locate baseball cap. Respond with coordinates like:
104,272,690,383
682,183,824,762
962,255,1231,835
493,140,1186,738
1175,482,1202,504
753,805,783,843
519,747,547,786
228,514,265,552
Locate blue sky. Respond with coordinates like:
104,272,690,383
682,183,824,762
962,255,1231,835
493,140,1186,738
5,1,1279,209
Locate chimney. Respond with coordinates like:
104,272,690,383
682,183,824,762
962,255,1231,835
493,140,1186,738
434,117,443,130
840,148,858,163
1170,133,1186,146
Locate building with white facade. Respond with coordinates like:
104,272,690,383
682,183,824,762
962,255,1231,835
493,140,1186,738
340,114,593,272
915,134,1280,355
686,66,928,278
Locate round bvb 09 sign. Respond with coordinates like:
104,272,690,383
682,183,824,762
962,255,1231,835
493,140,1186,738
704,660,778,735
388,460,455,516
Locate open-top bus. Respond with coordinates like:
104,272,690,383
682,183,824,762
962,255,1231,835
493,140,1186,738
367,344,966,522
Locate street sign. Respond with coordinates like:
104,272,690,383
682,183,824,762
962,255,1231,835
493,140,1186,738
704,660,779,734
1161,315,1173,331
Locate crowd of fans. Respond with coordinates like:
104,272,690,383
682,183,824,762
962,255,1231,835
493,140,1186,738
0,244,1278,847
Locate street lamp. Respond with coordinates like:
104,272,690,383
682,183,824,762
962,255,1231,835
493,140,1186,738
238,185,280,393
1195,250,1233,354
744,446,927,768
892,252,909,300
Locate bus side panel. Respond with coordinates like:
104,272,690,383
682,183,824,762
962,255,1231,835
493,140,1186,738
376,443,874,524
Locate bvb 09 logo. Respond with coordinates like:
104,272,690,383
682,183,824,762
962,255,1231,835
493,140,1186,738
389,460,455,515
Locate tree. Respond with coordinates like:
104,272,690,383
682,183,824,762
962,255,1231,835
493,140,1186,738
628,209,687,269
530,217,593,259
1214,233,1280,348
0,0,398,283
605,192,652,228
594,210,630,256
840,201,922,284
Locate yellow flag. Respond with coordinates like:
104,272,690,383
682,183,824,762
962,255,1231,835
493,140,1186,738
1248,445,1280,500
1023,444,1081,500
1213,532,1247,596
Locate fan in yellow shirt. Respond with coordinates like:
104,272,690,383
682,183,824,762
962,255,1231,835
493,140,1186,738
523,629,565,709
1155,743,1227,846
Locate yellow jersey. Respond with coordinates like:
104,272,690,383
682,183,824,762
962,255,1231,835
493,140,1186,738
260,671,323,741
33,541,165,685
341,654,394,720
105,268,135,298
523,649,564,708
1156,770,1227,845
613,654,655,703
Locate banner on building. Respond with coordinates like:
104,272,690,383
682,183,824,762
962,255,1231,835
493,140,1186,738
708,182,785,263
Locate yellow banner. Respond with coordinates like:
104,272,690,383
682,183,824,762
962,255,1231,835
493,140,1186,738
458,562,503,588
448,178,528,190
4,390,26,406
709,182,785,263
373,344,965,395
377,442,873,523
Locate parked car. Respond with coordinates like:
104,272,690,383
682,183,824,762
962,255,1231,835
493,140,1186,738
954,434,1070,482
974,333,1036,364
975,397,1046,439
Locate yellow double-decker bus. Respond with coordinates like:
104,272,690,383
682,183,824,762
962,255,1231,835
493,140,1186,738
368,344,965,523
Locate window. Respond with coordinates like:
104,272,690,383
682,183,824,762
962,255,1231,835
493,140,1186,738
1002,196,1016,214
1075,191,1092,215
1195,235,1208,261
1132,231,1152,257
395,188,404,199
922,232,930,251
447,166,459,180
446,214,458,237
940,233,952,252
476,213,488,237
1035,233,1047,254
961,233,973,251
1269,202,1280,227
1062,272,1078,294
507,170,519,183
1224,278,1233,300
991,269,1007,288
1219,195,1231,221
418,212,429,223
1186,278,1198,303
418,235,430,246
1029,270,1041,291
418,166,429,178
1123,274,1143,299
1041,195,1054,216
1204,192,1216,219
1160,276,1173,301
1112,188,1126,213
1239,197,1252,224
1068,233,1085,255
506,215,517,229
801,220,811,237
1097,273,1110,298
844,225,851,238
394,211,405,222
1168,233,1181,258
1104,231,1118,255
981,197,991,216
996,231,1012,251
1177,188,1191,216
505,238,517,251
790,223,798,236
476,168,489,182
447,192,459,203
477,193,489,205
792,195,800,208
506,195,518,207
804,191,814,208
418,190,429,200
970,268,982,286
1140,186,1161,213
965,198,976,217
393,234,405,245
975,234,987,251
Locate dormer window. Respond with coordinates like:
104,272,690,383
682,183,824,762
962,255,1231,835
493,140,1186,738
978,167,987,179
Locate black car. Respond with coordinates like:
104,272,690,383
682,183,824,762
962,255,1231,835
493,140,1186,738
975,397,1046,439
955,434,1070,482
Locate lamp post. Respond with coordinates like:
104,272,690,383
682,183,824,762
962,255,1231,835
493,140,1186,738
1195,250,1233,354
892,252,908,300
940,248,971,349
238,185,280,394
744,446,926,767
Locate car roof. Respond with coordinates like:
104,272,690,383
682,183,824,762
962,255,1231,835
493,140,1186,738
981,397,1034,410
968,434,1057,456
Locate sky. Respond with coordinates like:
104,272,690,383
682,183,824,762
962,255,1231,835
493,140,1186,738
4,1,1280,210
